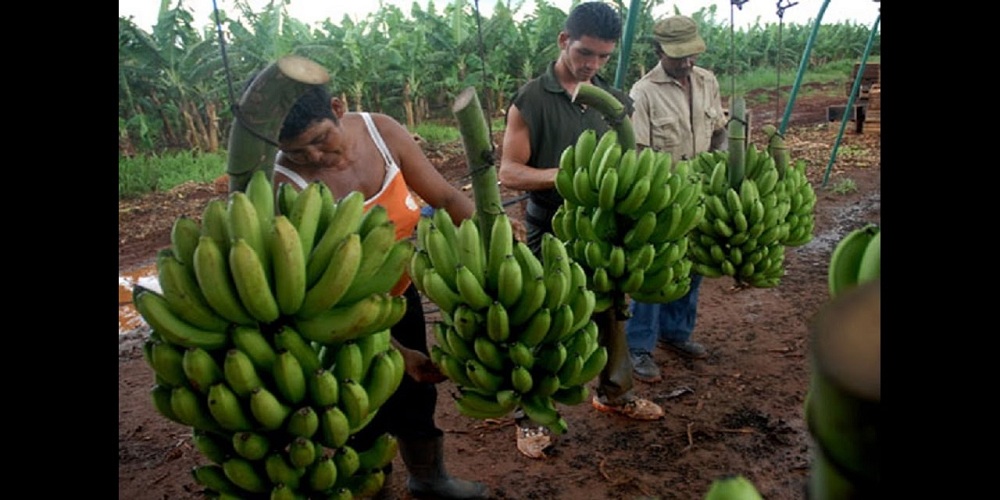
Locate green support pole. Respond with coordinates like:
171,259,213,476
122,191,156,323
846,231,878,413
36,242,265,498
821,14,881,188
778,0,831,135
613,0,643,90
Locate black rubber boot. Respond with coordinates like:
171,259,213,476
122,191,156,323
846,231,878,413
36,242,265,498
398,434,490,499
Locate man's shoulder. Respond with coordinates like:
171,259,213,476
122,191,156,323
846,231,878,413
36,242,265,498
693,66,720,82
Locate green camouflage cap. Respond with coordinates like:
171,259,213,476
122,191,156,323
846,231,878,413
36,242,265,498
653,15,706,58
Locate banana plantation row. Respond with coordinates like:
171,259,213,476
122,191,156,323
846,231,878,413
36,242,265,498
119,0,879,156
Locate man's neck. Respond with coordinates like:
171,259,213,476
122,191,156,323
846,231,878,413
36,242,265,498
555,56,587,95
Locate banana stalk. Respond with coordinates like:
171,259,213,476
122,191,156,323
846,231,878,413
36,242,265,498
451,87,503,251
572,83,636,151
727,95,747,189
226,55,331,193
763,124,790,179
570,84,640,322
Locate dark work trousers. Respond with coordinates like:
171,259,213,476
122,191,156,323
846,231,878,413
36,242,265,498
524,200,556,257
349,284,442,452
523,200,634,405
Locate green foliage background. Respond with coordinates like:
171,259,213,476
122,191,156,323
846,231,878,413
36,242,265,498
118,1,879,197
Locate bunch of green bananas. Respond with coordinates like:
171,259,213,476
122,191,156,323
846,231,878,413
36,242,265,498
685,121,818,288
827,223,879,298
134,169,415,498
686,147,789,287
551,128,706,305
409,209,606,435
763,125,817,248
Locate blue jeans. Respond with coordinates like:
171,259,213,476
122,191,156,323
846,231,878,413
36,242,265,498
625,274,703,354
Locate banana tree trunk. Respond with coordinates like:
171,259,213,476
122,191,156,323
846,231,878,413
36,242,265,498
403,82,415,130
226,55,330,193
205,101,220,152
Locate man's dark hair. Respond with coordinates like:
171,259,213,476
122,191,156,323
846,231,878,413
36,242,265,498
564,1,622,42
279,85,338,142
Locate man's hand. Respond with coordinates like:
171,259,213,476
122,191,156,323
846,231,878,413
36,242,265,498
399,345,448,384
510,217,527,243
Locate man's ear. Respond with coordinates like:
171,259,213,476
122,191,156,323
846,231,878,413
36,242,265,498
557,31,570,51
330,97,347,118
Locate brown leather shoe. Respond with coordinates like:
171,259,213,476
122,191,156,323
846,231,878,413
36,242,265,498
591,396,664,420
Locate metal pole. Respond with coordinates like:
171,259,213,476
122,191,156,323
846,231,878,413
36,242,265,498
778,0,831,135
821,14,881,188
614,0,643,90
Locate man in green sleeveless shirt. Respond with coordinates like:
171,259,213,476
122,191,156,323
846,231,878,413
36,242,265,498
500,1,665,460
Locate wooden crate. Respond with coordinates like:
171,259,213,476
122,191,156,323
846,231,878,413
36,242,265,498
868,84,880,110
846,62,880,99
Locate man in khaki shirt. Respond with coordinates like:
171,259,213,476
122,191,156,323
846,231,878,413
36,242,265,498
626,15,728,382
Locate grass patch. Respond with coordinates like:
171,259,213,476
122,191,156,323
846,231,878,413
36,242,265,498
829,177,857,195
119,150,227,199
411,123,461,147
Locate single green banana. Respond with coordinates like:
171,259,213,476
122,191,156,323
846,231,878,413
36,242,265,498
306,455,339,492
340,238,413,305
170,215,202,269
206,382,254,431
192,235,255,326
274,325,321,374
285,405,321,440
228,238,281,324
133,288,229,350
273,350,308,405
231,431,271,461
288,181,324,256
298,233,363,318
151,384,183,424
275,181,299,217
364,349,404,410
423,268,463,317
306,190,366,285
222,348,264,398
456,217,487,288
465,358,504,393
227,191,270,280
230,325,277,374
248,386,292,430
333,341,364,383
455,263,494,311
309,367,340,407
486,300,511,343
270,214,307,316
338,378,371,430
486,213,514,292
288,436,318,468
574,129,598,171
294,292,386,344
157,246,230,331
318,405,351,449
170,384,221,431
192,428,232,464
149,339,187,388
263,453,302,490
828,224,878,298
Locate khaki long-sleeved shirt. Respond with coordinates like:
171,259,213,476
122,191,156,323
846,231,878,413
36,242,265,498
629,64,728,160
